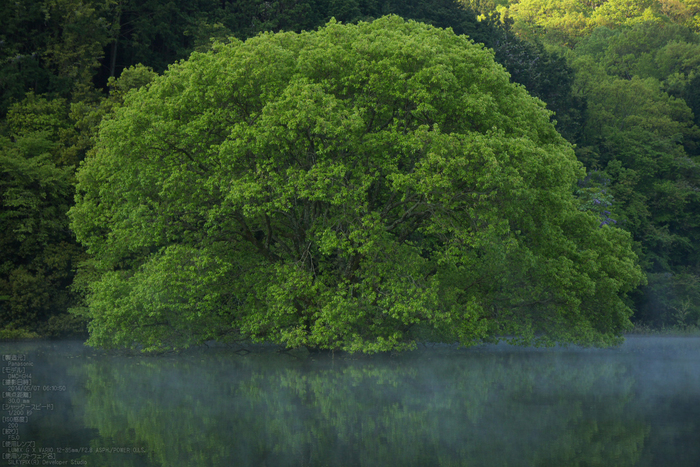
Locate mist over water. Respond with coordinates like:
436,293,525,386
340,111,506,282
2,337,699,466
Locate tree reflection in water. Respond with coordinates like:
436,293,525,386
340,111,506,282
7,338,700,466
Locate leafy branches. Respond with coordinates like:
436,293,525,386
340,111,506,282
70,16,643,352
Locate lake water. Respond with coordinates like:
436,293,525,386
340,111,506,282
1,336,699,466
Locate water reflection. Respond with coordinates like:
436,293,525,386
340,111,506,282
2,337,699,466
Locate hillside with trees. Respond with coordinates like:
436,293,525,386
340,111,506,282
1,0,697,347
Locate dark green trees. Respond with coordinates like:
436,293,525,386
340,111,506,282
569,21,700,326
0,95,83,334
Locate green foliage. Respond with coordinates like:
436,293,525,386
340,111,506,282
572,55,700,240
575,170,617,227
70,17,643,352
0,0,114,115
0,93,87,332
452,1,588,143
0,0,691,340
489,35,586,143
574,21,700,140
0,135,80,329
70,65,159,159
635,272,700,327
40,0,114,99
36,312,89,338
568,22,700,328
0,60,157,336
0,327,41,340
503,0,699,47
102,0,226,77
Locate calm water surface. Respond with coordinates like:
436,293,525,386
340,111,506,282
1,336,699,466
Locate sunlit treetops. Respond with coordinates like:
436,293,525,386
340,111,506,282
483,0,700,45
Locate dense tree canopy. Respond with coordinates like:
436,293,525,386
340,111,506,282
468,0,700,329
0,0,604,338
567,20,700,326
69,16,643,352
501,0,700,46
4,0,693,339
0,94,86,335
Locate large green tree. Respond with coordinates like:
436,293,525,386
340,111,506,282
69,16,643,352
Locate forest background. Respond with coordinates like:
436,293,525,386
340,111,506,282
1,0,699,339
